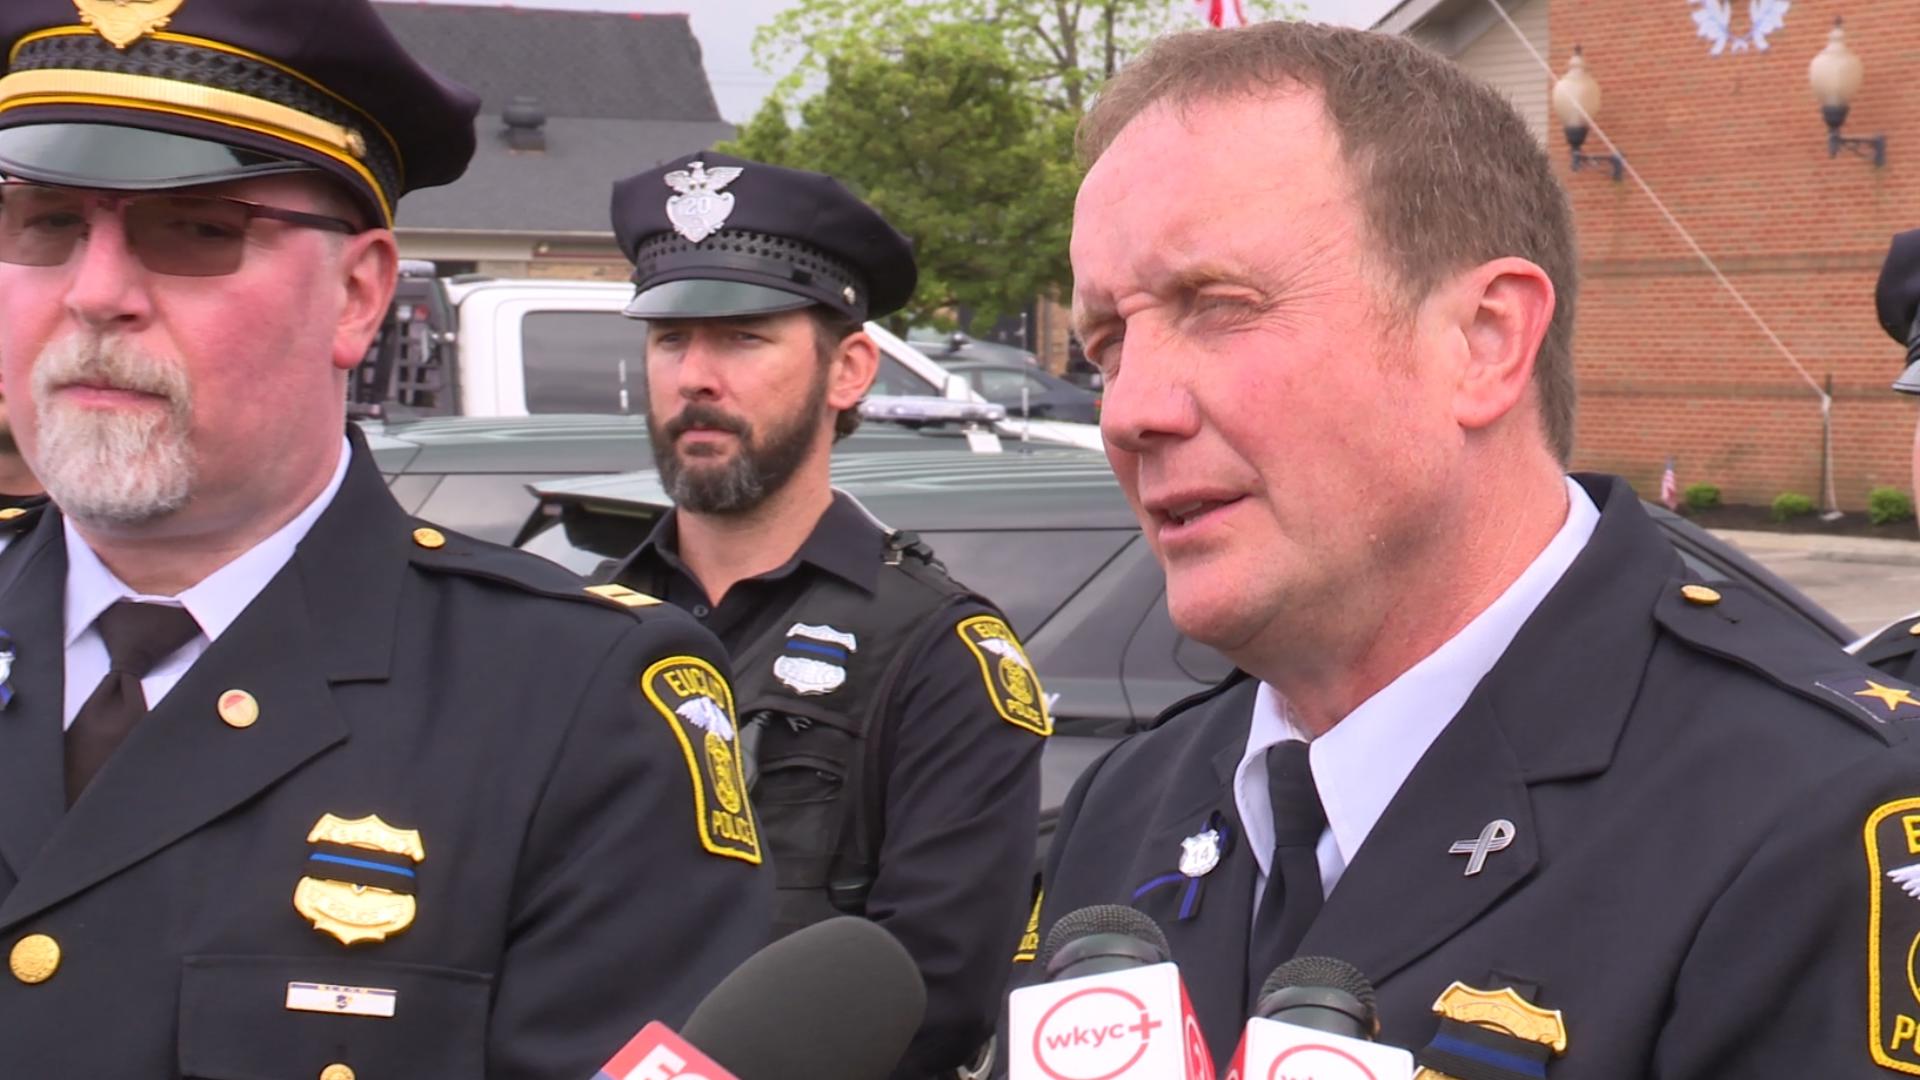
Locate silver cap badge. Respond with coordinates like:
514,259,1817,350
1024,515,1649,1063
664,161,743,243
1178,829,1222,878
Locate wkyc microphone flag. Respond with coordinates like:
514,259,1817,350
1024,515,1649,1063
596,1020,739,1080
1009,961,1214,1080
1224,1018,1414,1080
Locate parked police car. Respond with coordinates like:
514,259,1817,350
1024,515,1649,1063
515,449,1854,853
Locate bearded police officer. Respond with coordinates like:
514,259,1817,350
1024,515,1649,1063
1851,229,1920,677
605,152,1047,1079
0,2,769,1075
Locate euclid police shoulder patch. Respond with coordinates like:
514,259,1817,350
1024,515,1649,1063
956,615,1051,736
1869,797,1920,1072
642,656,762,864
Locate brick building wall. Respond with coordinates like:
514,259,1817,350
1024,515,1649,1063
1547,0,1919,508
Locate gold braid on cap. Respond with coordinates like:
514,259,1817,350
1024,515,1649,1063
0,28,401,223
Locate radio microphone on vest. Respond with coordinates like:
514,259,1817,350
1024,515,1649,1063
1225,956,1414,1080
1008,905,1215,1080
593,916,925,1080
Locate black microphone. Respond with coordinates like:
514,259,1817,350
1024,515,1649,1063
1224,956,1414,1078
1252,955,1379,1038
1037,903,1171,983
679,916,926,1080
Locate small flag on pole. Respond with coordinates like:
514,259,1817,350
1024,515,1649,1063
1196,0,1249,27
1660,457,1680,510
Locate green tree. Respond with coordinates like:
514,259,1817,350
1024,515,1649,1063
724,25,1077,330
729,0,1299,330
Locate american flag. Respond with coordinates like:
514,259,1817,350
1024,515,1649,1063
1196,0,1249,27
1660,457,1679,510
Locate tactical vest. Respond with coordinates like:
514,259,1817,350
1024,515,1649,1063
632,530,993,939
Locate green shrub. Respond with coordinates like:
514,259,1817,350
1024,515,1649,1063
1683,483,1721,511
1869,487,1915,526
1770,492,1814,522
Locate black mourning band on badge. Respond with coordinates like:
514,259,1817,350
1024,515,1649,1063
628,230,869,321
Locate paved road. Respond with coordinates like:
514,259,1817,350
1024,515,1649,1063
1712,529,1920,640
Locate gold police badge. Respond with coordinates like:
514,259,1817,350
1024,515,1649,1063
956,615,1051,736
1868,797,1920,1073
293,814,426,946
643,656,761,864
75,0,186,49
1413,983,1567,1080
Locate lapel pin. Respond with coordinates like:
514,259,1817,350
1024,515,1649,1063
1179,827,1223,878
1448,818,1516,876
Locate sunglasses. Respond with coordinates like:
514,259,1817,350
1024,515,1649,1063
0,180,360,277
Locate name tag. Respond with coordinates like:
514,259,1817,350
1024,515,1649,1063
285,981,397,1018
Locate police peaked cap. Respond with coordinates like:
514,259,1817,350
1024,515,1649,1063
1875,230,1920,395
0,0,481,227
611,151,918,323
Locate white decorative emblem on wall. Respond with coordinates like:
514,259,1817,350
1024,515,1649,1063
1689,0,1790,56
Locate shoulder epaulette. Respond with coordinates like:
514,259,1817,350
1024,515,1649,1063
0,496,49,533
1148,669,1252,731
1654,579,1918,737
1853,615,1920,669
404,523,667,617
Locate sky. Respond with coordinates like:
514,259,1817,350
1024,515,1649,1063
406,0,1400,122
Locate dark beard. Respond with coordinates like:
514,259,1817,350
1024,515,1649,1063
649,371,829,515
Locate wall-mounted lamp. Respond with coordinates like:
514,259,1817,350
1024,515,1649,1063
1808,17,1885,166
1552,47,1623,182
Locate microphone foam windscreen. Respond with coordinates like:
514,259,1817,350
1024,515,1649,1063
1037,904,1170,970
680,916,925,1080
1259,955,1377,1009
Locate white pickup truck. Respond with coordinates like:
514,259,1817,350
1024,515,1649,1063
352,266,1100,450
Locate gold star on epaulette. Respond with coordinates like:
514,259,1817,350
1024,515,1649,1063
1857,680,1920,713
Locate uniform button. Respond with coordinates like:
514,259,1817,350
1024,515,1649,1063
0,508,24,522
1679,584,1721,606
218,689,259,729
692,604,710,618
1909,622,1920,637
412,527,447,550
10,934,59,984
320,1065,356,1080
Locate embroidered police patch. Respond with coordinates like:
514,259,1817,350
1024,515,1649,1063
1868,797,1920,1073
956,615,1051,735
642,656,761,864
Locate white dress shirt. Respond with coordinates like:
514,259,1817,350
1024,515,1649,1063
61,437,351,727
1234,476,1601,908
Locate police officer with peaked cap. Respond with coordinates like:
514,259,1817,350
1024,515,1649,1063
0,3,769,1075
1850,229,1920,676
604,151,1047,1078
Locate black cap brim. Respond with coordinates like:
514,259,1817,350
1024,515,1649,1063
623,279,820,320
0,123,317,191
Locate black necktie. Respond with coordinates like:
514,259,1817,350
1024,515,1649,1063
65,601,200,804
1248,740,1327,994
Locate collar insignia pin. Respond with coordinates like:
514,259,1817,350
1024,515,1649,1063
664,161,744,243
1448,818,1516,876
1178,828,1222,878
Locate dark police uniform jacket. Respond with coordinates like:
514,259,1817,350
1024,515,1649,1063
612,492,1046,1079
1024,474,1920,1078
1857,615,1920,684
0,430,771,1079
